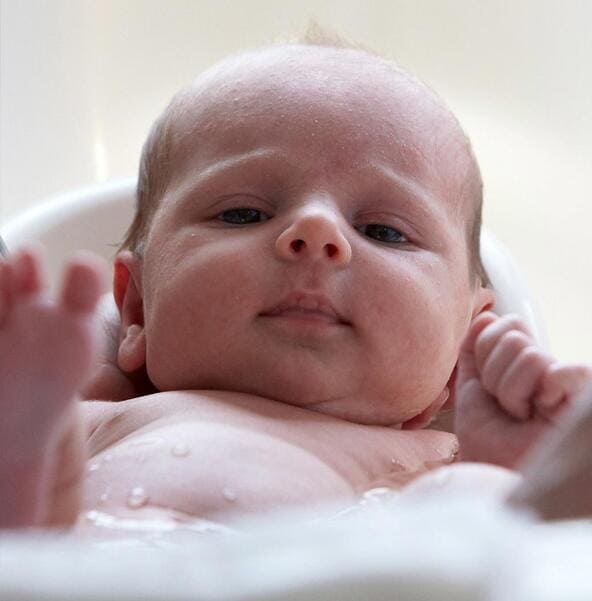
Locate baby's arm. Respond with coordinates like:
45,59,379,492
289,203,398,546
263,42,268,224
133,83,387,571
455,312,592,468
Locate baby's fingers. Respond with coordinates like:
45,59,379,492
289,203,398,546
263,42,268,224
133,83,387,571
59,252,107,314
474,313,532,372
478,329,531,395
474,313,552,420
536,363,592,419
457,311,498,386
494,346,553,420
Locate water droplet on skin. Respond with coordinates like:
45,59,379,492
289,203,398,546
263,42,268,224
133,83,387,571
360,487,396,506
99,486,112,504
390,458,404,472
171,442,191,457
127,487,149,509
222,487,237,502
88,462,100,473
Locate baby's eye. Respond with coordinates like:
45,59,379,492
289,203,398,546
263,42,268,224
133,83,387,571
218,208,269,225
357,224,407,244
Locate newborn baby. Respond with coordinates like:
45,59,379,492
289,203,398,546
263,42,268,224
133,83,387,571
1,40,591,529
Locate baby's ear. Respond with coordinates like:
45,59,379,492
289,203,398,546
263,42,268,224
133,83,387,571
113,252,146,373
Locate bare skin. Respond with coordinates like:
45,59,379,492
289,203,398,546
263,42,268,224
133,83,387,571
82,391,458,521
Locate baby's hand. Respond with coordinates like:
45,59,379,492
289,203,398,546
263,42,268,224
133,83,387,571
455,312,592,468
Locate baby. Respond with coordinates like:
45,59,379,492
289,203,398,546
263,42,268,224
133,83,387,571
2,40,591,530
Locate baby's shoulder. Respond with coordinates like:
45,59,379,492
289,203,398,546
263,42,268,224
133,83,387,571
81,393,175,455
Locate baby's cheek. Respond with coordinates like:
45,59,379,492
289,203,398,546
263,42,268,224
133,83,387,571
395,299,461,398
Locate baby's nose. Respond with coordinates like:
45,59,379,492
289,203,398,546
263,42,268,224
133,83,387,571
275,209,352,265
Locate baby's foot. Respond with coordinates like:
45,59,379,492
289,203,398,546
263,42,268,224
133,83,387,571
0,248,105,527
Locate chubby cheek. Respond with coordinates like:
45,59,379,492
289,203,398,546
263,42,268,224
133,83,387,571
141,243,261,389
360,258,470,403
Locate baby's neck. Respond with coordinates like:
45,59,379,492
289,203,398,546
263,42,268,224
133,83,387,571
82,362,156,402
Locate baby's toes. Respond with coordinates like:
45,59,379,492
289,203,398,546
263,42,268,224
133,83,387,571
496,346,553,420
59,253,107,315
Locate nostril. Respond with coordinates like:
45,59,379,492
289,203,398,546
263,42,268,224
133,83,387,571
291,239,306,253
325,244,338,258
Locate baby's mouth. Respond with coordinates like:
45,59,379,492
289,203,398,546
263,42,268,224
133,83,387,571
261,292,351,326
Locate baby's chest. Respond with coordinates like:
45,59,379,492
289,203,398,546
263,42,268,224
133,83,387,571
82,394,457,520
82,418,358,519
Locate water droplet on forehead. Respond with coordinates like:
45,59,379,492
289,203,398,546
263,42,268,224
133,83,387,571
127,487,149,509
171,442,191,457
222,487,238,502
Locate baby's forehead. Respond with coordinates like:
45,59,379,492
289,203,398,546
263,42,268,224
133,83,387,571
176,46,439,130
163,46,478,221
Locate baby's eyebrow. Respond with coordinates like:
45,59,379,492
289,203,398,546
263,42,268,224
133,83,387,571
369,163,443,223
177,148,279,205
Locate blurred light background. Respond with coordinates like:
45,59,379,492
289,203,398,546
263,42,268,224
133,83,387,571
1,0,591,362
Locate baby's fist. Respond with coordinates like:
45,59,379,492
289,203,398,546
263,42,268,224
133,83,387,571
468,312,553,420
462,311,592,423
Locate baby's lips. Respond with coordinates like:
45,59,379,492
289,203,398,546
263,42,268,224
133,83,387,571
262,290,351,325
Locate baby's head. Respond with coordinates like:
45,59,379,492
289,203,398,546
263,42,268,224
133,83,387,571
113,40,493,427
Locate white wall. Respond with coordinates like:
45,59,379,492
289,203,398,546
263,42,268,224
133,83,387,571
1,0,591,362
